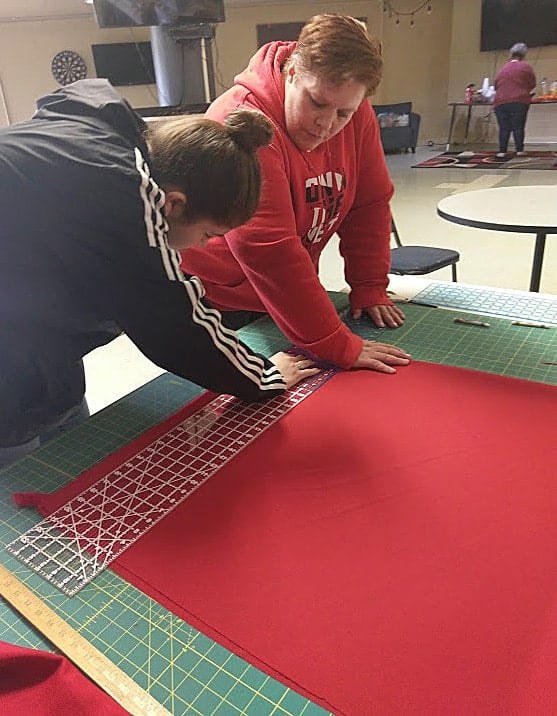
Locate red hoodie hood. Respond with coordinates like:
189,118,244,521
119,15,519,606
232,42,295,128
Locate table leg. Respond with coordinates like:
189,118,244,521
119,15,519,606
464,105,473,143
529,233,546,292
446,105,457,152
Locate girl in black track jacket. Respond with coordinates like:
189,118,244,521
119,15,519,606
0,79,318,461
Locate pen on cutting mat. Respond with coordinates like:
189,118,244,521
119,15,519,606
409,301,439,309
453,317,490,328
392,298,439,309
511,320,552,329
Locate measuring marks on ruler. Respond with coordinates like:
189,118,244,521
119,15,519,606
0,564,171,716
7,370,336,595
412,283,557,324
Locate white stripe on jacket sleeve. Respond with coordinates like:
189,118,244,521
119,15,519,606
182,278,286,391
135,147,286,392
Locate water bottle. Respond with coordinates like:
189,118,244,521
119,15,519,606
540,77,548,96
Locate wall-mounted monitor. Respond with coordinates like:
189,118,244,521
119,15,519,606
92,42,156,86
92,0,225,29
481,0,557,51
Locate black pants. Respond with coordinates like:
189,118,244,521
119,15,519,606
494,102,530,153
0,397,89,468
219,310,266,331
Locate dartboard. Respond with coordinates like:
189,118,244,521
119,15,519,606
51,50,87,86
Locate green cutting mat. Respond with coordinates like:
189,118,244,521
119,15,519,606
341,302,557,385
1,294,556,715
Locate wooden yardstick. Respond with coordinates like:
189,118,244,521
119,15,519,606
0,564,171,716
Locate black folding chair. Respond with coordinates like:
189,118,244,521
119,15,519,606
390,217,459,282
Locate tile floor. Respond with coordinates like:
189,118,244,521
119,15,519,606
84,143,557,414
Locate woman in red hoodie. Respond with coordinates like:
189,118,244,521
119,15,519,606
181,14,411,374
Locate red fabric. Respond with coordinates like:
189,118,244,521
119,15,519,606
181,41,395,368
0,641,130,715
14,390,217,509
20,364,557,714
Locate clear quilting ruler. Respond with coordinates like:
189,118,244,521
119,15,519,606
7,369,335,595
412,283,557,324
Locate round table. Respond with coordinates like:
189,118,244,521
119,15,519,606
437,185,557,291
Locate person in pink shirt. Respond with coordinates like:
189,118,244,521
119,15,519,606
493,42,536,157
181,14,410,374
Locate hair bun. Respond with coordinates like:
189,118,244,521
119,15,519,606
224,109,274,153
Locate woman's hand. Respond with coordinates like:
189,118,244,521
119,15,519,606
271,352,321,389
351,304,405,328
351,341,411,374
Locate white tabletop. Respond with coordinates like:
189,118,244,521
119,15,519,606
437,185,557,234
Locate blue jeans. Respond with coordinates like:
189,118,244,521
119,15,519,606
494,102,530,153
0,398,90,469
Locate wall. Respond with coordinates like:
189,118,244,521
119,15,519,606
0,12,156,127
214,1,382,96
218,0,454,145
0,0,556,144
448,0,557,143
0,0,453,141
373,0,454,144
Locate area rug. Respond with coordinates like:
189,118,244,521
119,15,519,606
16,364,557,714
413,150,557,169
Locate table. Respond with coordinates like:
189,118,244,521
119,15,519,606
1,289,557,714
445,101,492,151
437,185,557,292
528,99,557,144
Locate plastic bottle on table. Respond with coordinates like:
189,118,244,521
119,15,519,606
540,77,548,96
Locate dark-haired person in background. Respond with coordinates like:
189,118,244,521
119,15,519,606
493,42,536,158
182,14,411,374
0,79,318,467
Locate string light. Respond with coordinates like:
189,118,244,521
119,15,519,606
384,1,433,27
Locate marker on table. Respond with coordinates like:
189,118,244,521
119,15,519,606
453,317,490,328
409,301,439,309
391,298,439,308
390,296,439,308
511,320,552,329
